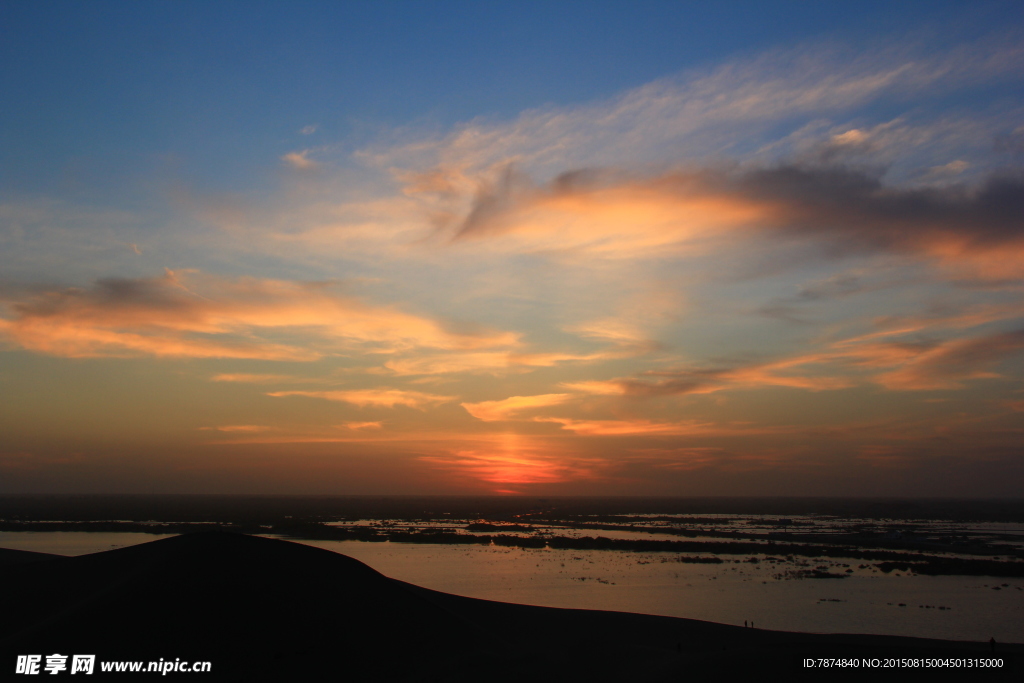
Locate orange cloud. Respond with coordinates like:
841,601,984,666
447,170,770,260
383,349,617,376
384,353,513,376
734,166,1024,280
0,271,516,359
535,417,718,436
281,150,318,170
211,373,298,383
558,380,627,395
268,389,454,409
340,421,383,430
0,317,314,361
843,303,1024,345
577,305,1024,397
438,163,1024,279
596,354,852,398
723,358,854,391
202,429,519,447
565,318,661,350
461,393,572,422
868,330,1024,390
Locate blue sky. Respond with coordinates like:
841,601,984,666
4,0,1017,197
1,1,1023,495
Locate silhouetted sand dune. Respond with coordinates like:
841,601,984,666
0,548,62,568
0,533,1018,681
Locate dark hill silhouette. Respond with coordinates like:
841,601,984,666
0,533,1018,681
0,547,61,568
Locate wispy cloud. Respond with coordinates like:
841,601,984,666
210,373,298,383
853,303,1024,342
366,37,1022,184
868,329,1024,390
536,417,715,436
586,355,852,398
428,163,1024,278
203,425,272,433
441,169,767,260
564,285,680,351
558,380,627,396
268,388,454,409
461,393,572,422
592,304,1024,396
383,348,629,376
535,417,794,437
340,421,382,430
0,271,517,359
281,150,319,170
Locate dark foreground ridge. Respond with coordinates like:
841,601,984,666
0,533,1019,681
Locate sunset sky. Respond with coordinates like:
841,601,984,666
2,1,1023,495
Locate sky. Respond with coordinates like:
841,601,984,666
1,0,1023,496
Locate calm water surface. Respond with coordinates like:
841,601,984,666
294,538,1023,643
